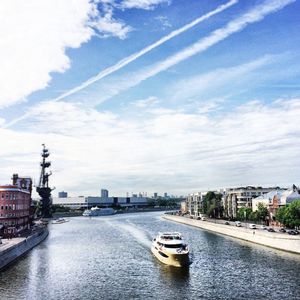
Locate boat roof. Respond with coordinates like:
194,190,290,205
159,232,182,236
157,232,183,240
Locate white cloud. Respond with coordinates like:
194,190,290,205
33,0,291,110
4,0,237,128
0,0,135,109
0,0,96,108
132,96,159,108
170,55,276,101
2,98,300,195
120,0,171,10
92,5,132,39
155,16,172,30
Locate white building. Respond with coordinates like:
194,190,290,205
52,195,149,209
186,191,209,217
223,186,275,218
252,186,300,211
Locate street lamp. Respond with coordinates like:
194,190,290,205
244,210,247,228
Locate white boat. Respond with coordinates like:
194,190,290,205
82,207,116,217
151,232,189,267
52,218,69,224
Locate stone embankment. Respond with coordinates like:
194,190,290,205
163,215,300,254
0,227,49,270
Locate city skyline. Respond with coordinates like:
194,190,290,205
0,0,299,196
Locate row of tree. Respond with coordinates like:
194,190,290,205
237,203,268,223
275,200,300,228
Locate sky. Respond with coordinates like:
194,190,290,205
0,0,300,197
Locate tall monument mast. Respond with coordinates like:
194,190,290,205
36,144,53,218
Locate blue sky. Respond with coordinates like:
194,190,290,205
0,0,299,197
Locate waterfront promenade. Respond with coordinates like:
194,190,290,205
0,227,48,270
163,214,300,254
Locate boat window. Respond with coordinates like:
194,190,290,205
158,251,169,258
163,244,183,248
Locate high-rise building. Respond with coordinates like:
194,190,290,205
101,189,109,198
154,192,158,199
58,191,68,198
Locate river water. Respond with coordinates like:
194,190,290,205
1,212,300,300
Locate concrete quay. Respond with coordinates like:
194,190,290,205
0,227,49,270
163,214,300,254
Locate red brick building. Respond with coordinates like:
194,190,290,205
0,174,33,237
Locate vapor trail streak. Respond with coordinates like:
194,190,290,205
4,0,237,128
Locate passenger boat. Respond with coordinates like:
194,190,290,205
82,207,116,217
52,218,69,224
151,232,189,267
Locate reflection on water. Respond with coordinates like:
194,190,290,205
159,264,190,282
0,212,300,300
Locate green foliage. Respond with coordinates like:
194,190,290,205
275,200,300,228
203,191,223,218
237,207,252,221
51,204,70,213
256,202,268,221
147,199,156,207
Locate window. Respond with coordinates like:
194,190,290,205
164,244,183,248
158,251,169,258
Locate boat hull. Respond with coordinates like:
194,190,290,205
151,245,189,267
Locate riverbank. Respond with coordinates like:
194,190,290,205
0,227,49,270
163,214,300,254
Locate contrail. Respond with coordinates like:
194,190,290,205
4,0,237,128
87,0,296,105
51,0,238,102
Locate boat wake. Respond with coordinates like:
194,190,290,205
108,220,152,249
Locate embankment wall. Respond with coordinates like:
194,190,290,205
163,215,300,254
0,228,49,270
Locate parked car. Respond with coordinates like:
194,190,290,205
267,228,275,232
260,225,267,230
224,221,230,225
201,217,206,221
294,230,300,235
249,224,256,229
190,216,194,219
288,230,297,235
235,221,242,227
196,216,201,220
279,228,286,233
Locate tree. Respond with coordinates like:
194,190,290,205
237,207,252,221
203,191,223,218
275,200,300,228
256,202,268,223
147,199,155,207
276,206,286,225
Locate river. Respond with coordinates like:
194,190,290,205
0,212,300,300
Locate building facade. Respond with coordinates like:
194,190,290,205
223,186,275,219
52,195,149,209
186,192,208,216
0,174,32,237
58,191,68,198
101,189,109,198
252,186,300,225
